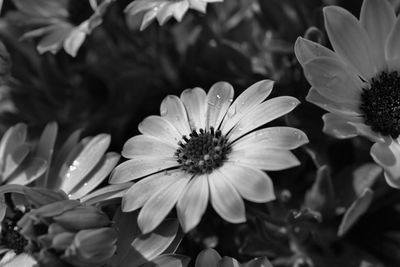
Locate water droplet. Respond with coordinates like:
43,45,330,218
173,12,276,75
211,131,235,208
160,106,168,116
207,100,216,106
216,94,221,99
83,182,88,187
68,194,72,198
227,107,236,118
229,98,233,103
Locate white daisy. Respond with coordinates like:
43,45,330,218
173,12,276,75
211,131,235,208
110,80,308,234
295,0,400,187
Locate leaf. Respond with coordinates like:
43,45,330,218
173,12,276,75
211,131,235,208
338,188,374,237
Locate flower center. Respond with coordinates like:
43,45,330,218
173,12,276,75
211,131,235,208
360,71,400,138
1,212,27,254
175,127,231,174
67,0,93,25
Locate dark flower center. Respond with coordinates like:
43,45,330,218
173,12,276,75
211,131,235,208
67,0,93,25
175,127,231,174
1,212,28,254
360,71,400,138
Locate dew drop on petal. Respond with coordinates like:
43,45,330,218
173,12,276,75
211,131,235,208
227,107,236,118
160,106,168,116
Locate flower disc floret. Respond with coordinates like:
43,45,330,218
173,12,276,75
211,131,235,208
360,71,400,138
175,127,231,174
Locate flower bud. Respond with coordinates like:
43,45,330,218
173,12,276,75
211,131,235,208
53,206,110,230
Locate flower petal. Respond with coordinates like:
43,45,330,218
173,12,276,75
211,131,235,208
81,182,132,205
110,158,179,184
322,113,382,142
180,87,207,131
294,37,337,65
177,174,209,232
68,152,120,199
370,139,400,188
59,134,111,194
122,171,184,212
195,248,221,267
228,96,300,142
229,148,300,171
233,127,308,150
221,80,274,135
306,87,361,116
205,82,234,130
360,0,395,71
160,95,191,136
303,57,363,107
138,174,189,234
323,6,376,79
139,115,182,145
219,257,240,267
208,169,246,223
385,16,400,71
219,163,275,203
122,135,177,159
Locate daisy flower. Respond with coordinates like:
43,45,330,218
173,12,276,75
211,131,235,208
11,0,113,56
110,80,308,233
294,0,400,188
125,0,223,30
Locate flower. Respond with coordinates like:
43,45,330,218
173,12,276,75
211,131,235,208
31,122,121,200
0,123,47,186
111,80,308,233
125,0,223,30
194,248,273,267
294,0,400,187
11,0,113,56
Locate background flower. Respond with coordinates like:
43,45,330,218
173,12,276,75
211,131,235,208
295,0,400,188
125,0,223,30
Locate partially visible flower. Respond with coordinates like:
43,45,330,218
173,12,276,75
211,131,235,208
31,122,120,200
125,0,223,30
295,0,400,187
10,0,113,56
111,80,308,234
14,187,118,267
0,123,47,186
195,248,273,267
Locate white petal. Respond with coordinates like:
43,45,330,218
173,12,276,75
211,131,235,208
189,0,207,12
110,158,179,184
294,37,337,65
156,2,176,25
205,82,234,130
208,169,246,223
81,182,132,205
322,113,382,142
180,87,207,131
122,135,177,159
228,96,299,142
139,115,182,145
171,1,189,22
122,171,185,212
138,174,189,234
59,134,110,194
177,174,209,232
303,57,363,107
195,248,221,267
370,139,400,188
220,163,275,203
140,8,159,30
228,148,300,171
219,257,240,267
385,17,400,71
233,127,308,150
0,123,27,173
33,121,58,187
306,87,361,116
160,95,191,136
323,6,376,79
68,152,120,199
221,80,274,135
360,0,395,71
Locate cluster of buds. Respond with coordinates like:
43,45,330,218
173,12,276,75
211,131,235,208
13,188,118,267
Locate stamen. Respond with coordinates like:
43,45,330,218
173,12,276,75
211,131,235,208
175,128,231,174
360,71,400,138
